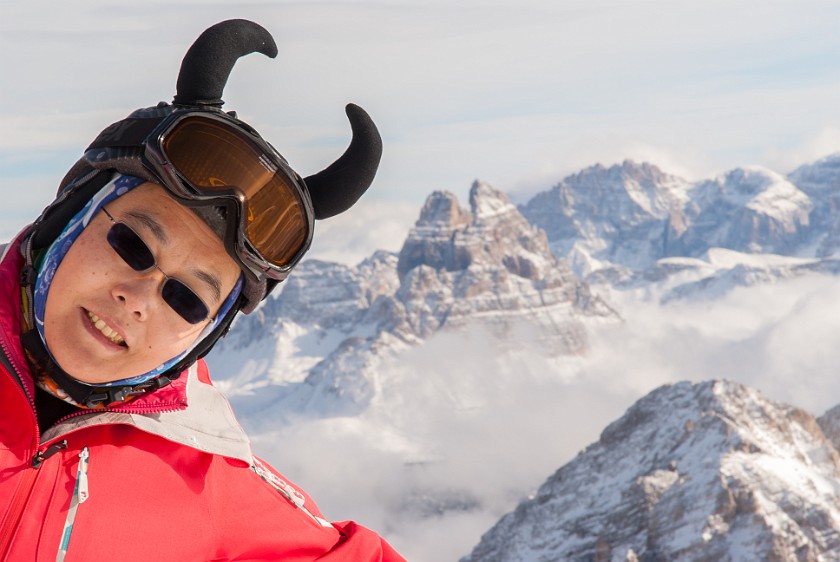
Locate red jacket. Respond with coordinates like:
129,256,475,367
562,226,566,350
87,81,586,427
0,234,405,561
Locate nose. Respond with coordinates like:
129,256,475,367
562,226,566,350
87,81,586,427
112,271,166,321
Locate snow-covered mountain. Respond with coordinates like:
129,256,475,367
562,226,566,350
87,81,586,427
463,380,840,562
519,157,840,301
670,166,811,257
789,154,840,259
518,160,691,275
209,180,617,423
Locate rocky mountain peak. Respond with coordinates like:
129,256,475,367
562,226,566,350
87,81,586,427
469,179,518,223
463,380,840,562
788,153,840,197
695,166,804,204
415,190,471,229
518,158,823,274
574,159,679,192
397,180,553,280
392,181,616,344
671,166,813,257
619,159,673,182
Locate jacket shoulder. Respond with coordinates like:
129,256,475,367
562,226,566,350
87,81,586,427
214,455,407,560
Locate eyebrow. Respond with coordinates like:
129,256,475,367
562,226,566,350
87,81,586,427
191,269,223,303
123,209,224,303
124,210,168,245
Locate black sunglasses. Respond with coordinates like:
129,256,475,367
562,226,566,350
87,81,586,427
102,207,210,324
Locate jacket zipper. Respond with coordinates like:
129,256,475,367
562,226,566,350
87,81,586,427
32,440,69,468
48,401,187,431
251,458,332,528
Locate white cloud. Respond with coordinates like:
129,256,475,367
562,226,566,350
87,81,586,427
246,325,625,560
767,127,840,175
236,272,840,560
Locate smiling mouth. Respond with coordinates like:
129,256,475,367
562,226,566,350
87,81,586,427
86,311,127,347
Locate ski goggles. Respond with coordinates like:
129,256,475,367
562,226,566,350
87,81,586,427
91,109,314,282
102,207,211,324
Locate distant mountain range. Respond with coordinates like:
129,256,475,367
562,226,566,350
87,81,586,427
518,157,838,270
519,156,840,301
212,154,840,422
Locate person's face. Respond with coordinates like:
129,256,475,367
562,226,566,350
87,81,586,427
44,182,241,384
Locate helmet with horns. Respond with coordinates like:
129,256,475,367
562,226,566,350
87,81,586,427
36,19,382,311
20,19,383,407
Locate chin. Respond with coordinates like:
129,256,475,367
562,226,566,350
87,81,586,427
51,355,127,386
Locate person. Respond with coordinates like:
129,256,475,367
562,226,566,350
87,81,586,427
0,19,405,561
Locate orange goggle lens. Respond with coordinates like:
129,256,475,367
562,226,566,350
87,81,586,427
161,117,309,268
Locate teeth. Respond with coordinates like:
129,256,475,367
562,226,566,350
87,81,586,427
87,311,126,346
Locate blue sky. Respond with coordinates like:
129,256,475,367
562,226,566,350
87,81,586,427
4,1,840,258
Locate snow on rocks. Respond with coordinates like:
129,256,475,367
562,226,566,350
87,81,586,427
462,380,840,562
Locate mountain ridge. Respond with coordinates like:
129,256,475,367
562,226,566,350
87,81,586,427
211,180,617,423
462,379,840,562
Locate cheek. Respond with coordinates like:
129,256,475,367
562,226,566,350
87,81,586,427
146,323,206,355
51,231,112,289
44,246,93,317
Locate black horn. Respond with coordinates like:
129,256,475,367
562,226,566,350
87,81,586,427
173,19,278,107
305,104,383,220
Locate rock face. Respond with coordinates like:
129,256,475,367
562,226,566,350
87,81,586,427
392,181,614,349
668,167,812,258
520,161,815,271
210,180,616,419
518,158,840,301
789,154,840,258
519,160,691,274
463,380,840,562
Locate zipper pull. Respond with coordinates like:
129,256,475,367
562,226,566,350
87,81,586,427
56,447,91,560
77,447,90,503
31,439,68,468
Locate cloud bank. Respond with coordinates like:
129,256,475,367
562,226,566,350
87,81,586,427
239,273,840,560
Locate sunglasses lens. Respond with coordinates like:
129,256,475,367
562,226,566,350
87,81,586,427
107,223,155,271
161,117,309,267
161,279,209,324
108,222,209,324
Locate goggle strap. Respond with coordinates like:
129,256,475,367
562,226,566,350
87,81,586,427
87,117,165,151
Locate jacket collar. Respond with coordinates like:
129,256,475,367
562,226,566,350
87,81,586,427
42,362,253,465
